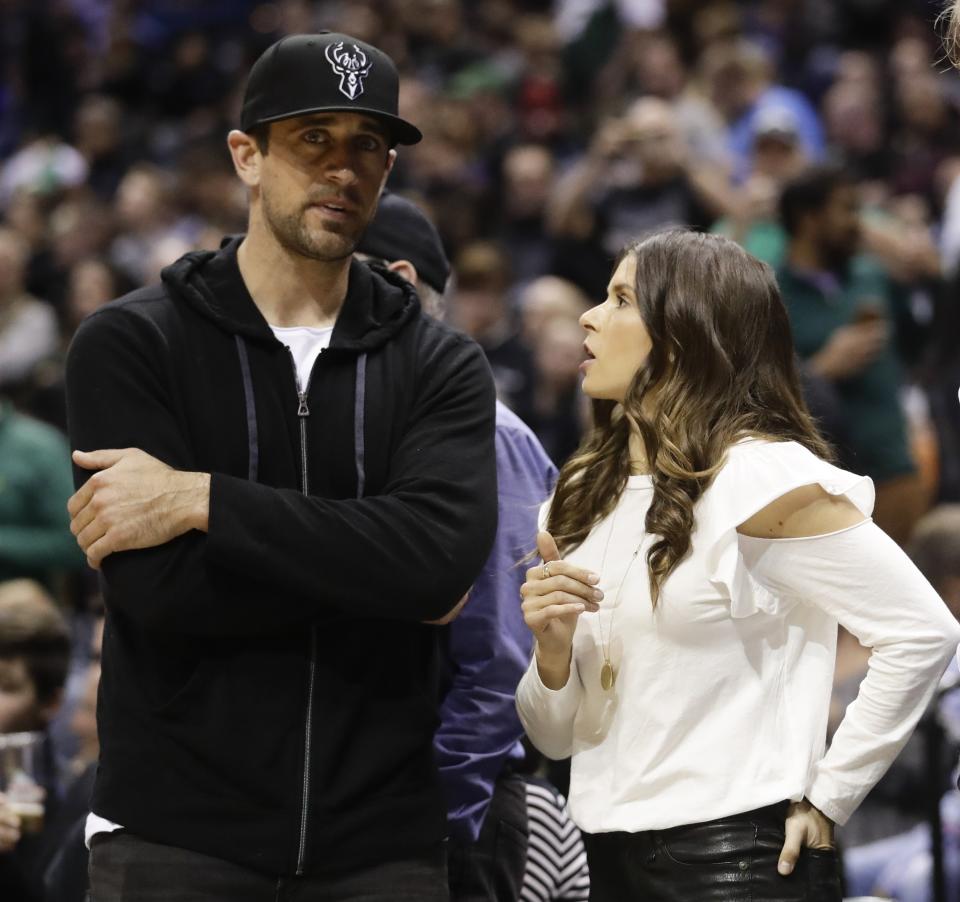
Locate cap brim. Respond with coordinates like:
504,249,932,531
246,106,422,145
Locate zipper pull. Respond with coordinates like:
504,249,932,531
298,392,310,417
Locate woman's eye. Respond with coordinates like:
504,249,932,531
616,295,629,308
304,131,326,144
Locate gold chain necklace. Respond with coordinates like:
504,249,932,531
596,504,644,691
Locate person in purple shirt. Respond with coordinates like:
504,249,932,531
357,192,558,901
702,40,825,184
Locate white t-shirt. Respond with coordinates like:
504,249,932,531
516,439,960,834
269,324,334,390
85,323,335,848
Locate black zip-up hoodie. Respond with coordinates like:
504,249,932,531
65,238,498,876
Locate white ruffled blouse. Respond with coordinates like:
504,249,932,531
516,439,960,833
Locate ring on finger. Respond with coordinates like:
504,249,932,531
542,561,552,580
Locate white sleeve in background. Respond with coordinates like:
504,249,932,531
739,520,960,826
940,172,960,276
516,653,585,761
553,0,665,41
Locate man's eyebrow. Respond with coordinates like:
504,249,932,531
291,114,390,139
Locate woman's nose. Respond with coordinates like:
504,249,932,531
580,305,600,331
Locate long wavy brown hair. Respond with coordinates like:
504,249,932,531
546,229,832,606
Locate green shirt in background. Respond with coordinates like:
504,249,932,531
0,401,84,585
713,218,787,269
775,257,915,483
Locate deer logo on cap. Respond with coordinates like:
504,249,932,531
325,42,372,100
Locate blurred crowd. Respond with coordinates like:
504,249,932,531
2,0,960,899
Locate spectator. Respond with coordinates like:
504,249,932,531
778,164,927,545
548,97,733,297
451,240,537,422
65,31,497,901
0,228,57,391
0,578,71,902
108,164,201,285
699,39,825,183
71,96,128,203
495,143,558,284
530,315,587,468
821,79,891,186
713,107,809,268
598,30,730,170
519,275,588,350
0,391,83,586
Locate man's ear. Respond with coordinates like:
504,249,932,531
387,259,418,287
379,149,397,193
227,129,262,188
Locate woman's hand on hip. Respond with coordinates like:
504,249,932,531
521,531,602,665
778,799,835,875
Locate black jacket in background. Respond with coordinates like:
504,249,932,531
65,238,498,877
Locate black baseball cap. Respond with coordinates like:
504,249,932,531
241,32,422,145
358,192,450,293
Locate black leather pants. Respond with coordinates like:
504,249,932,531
582,801,842,901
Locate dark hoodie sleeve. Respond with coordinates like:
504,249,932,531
205,330,499,622
66,303,327,637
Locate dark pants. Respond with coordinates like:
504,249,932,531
582,802,842,902
88,831,449,902
447,775,528,902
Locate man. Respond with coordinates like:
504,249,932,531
0,579,72,902
357,192,559,901
450,242,537,424
64,33,497,901
778,164,925,545
547,97,733,298
698,39,825,184
0,393,84,586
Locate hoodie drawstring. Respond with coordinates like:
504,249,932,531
235,336,259,482
235,337,367,499
354,353,367,499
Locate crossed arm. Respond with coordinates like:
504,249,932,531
65,308,496,631
69,448,209,570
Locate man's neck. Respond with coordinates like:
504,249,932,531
237,223,351,329
786,236,825,274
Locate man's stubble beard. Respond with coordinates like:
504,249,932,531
261,189,364,263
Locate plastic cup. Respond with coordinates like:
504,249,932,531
0,732,45,834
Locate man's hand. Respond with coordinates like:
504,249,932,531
68,448,210,569
778,798,834,876
0,794,21,853
808,320,887,381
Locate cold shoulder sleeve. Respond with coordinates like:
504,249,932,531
698,440,875,618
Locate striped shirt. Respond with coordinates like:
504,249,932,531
521,779,590,902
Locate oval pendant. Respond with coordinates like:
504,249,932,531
600,661,615,690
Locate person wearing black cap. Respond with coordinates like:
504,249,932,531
358,194,560,902
63,32,497,901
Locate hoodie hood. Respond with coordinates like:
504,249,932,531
160,236,421,354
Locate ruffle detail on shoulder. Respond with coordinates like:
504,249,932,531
700,440,875,619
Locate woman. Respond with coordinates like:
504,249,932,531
515,230,960,901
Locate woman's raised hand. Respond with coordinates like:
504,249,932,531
521,531,602,687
